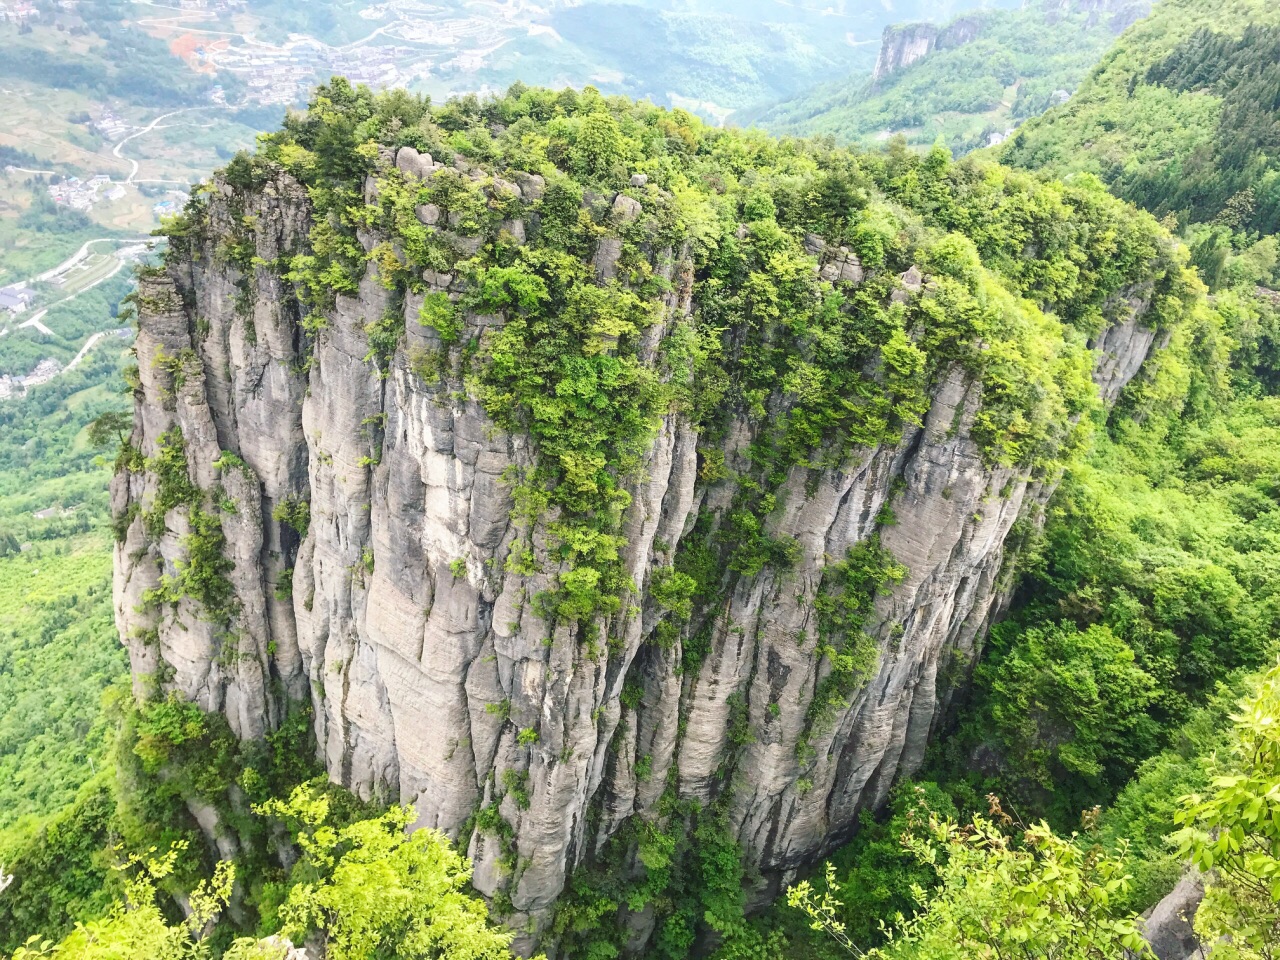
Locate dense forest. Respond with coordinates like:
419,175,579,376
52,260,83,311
1003,0,1280,234
2,1,1280,958
0,349,130,846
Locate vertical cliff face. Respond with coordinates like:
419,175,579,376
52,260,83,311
871,0,1152,85
112,88,1192,955
871,16,984,83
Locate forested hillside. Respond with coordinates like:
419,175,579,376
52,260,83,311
0,350,130,843
741,0,1146,154
1003,0,1280,234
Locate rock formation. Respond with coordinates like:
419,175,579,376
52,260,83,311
872,18,984,83
111,90,1188,955
872,0,1153,85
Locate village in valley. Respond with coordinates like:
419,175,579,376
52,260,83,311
0,0,572,396
134,0,562,107
0,0,871,395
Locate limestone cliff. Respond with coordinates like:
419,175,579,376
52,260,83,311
111,87,1192,956
871,19,983,83
871,0,1151,85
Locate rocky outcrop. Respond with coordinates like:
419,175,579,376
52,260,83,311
872,0,1152,86
112,151,1166,955
1139,873,1205,960
871,16,984,83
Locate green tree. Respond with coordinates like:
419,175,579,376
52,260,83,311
572,111,625,180
257,785,527,960
7,843,233,960
979,622,1159,793
85,412,132,450
1174,662,1280,959
789,801,1152,959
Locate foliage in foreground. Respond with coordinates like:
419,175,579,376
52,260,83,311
791,803,1150,960
789,661,1280,960
1174,662,1280,959
4,785,525,960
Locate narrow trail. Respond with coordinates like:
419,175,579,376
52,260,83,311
2,239,141,399
113,109,198,184
65,329,122,372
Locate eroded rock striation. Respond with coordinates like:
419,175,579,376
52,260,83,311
112,86,1195,955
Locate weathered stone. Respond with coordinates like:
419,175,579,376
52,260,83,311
423,269,453,290
500,219,527,245
803,232,827,256
612,194,643,223
1091,295,1159,404
114,168,1167,956
630,173,649,187
592,236,624,280
491,177,522,200
1139,873,1205,960
891,264,925,303
396,146,435,180
415,203,442,225
834,249,865,284
513,171,546,201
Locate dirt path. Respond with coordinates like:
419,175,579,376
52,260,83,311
113,109,199,184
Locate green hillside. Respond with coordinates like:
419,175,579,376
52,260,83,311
1002,0,1280,233
0,350,131,849
740,0,1141,154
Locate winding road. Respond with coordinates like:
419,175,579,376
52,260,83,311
1,239,149,399
113,109,199,185
32,237,153,286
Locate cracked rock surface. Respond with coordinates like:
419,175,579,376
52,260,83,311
114,166,1165,954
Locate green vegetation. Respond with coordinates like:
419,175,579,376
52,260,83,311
247,81,1187,638
2,712,525,960
743,0,1133,155
254,786,523,960
786,660,1280,960
7,14,1280,955
1002,0,1280,234
90,79,1200,959
747,230,1280,960
0,272,133,379
0,1,223,108
741,9,1280,945
1173,664,1280,956
0,349,131,843
790,802,1152,959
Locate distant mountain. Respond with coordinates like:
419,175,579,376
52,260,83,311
542,0,1024,116
1002,0,1280,233
737,0,1149,155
